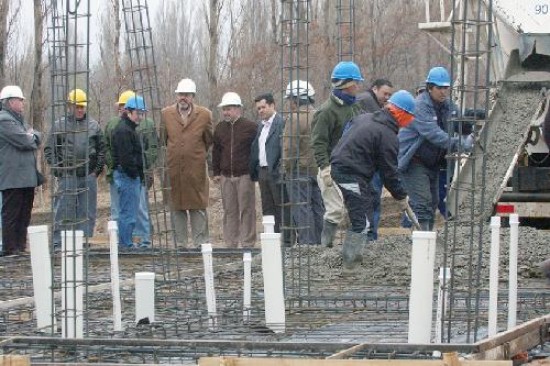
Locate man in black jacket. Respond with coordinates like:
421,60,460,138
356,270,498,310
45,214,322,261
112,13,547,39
331,90,415,271
112,95,146,249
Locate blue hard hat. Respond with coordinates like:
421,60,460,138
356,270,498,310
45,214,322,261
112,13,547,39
124,95,147,111
331,61,364,81
426,66,451,87
388,90,415,115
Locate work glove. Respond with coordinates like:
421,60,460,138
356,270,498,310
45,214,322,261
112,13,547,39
461,133,475,152
396,196,411,212
320,165,333,187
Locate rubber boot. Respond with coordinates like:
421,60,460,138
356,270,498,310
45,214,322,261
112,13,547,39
342,231,364,271
540,258,550,281
418,220,431,231
321,220,338,248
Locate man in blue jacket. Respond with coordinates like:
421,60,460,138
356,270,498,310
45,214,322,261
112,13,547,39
398,67,472,231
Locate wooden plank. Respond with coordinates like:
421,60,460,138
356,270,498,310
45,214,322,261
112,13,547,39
471,314,550,360
0,356,30,366
199,357,512,366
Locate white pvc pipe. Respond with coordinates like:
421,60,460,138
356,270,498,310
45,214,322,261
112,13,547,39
508,213,519,329
108,221,122,332
434,267,451,344
135,272,155,323
261,231,285,333
408,231,437,343
28,225,56,332
61,230,84,338
243,252,252,322
201,243,217,330
262,215,275,234
488,216,501,336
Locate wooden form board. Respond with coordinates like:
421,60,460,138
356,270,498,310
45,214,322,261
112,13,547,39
0,356,30,366
199,357,512,366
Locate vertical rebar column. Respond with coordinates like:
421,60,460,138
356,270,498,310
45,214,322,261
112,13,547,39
336,0,354,61
280,0,312,307
442,0,494,343
121,0,179,281
47,0,92,338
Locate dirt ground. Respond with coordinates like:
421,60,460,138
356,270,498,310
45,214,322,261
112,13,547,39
29,175,408,246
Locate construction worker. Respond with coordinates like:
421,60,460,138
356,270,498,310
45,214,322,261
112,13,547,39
45,88,106,247
111,95,147,248
0,86,42,256
282,80,324,245
398,67,473,231
212,92,257,248
357,78,394,113
331,90,415,270
161,78,213,247
250,93,293,245
355,78,395,240
105,90,158,248
311,61,363,247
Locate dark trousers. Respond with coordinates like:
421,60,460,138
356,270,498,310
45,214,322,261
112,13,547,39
2,187,35,255
287,173,325,245
332,171,374,236
258,167,292,244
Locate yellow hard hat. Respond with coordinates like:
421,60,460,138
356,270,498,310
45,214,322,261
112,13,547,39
117,90,136,105
68,88,88,107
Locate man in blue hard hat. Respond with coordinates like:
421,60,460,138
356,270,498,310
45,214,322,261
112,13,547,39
111,95,147,249
398,67,473,231
331,90,415,271
311,61,363,248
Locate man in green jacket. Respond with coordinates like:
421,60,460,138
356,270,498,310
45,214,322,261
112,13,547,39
310,61,363,248
105,90,158,247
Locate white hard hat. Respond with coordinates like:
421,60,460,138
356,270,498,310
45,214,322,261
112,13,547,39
0,85,25,100
285,80,315,99
174,78,197,94
218,92,242,108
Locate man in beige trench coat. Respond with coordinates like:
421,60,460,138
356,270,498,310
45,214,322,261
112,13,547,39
161,78,213,247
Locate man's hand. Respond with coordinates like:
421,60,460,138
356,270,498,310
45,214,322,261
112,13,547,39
320,166,333,187
212,176,221,183
396,196,411,212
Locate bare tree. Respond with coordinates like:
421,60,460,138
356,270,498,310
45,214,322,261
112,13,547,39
0,0,10,86
30,0,45,130
207,0,221,115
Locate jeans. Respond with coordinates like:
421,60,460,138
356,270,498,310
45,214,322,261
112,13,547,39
370,171,383,240
0,193,2,249
53,175,97,245
400,161,439,229
110,181,151,244
114,169,141,247
438,167,448,218
287,173,325,245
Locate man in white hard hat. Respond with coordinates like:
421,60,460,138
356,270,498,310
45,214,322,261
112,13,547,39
0,85,42,256
212,92,257,248
161,78,213,247
282,80,324,245
44,88,106,248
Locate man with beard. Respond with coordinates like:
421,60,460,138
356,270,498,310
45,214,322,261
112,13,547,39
161,78,213,247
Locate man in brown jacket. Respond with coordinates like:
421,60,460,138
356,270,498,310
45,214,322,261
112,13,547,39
161,78,213,247
212,92,258,248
